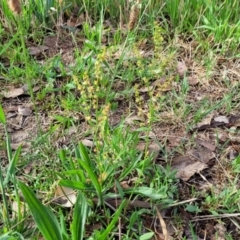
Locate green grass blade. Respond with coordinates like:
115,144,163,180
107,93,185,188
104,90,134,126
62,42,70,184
71,191,89,240
98,199,126,240
0,104,6,124
0,166,10,231
18,182,63,240
59,210,69,240
78,142,92,166
124,186,167,200
3,145,22,186
78,160,103,203
59,179,94,191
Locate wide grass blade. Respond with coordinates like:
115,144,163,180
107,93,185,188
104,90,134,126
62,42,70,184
77,143,103,203
71,191,89,240
18,182,63,240
77,160,103,203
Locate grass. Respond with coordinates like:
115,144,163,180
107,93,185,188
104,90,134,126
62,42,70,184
1,0,240,239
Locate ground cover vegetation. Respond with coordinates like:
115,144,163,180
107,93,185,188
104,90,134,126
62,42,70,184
1,0,240,239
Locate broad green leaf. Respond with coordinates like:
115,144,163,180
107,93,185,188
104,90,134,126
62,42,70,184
71,191,89,240
139,232,154,240
18,182,63,240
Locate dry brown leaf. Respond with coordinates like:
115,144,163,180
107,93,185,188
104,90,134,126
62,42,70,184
139,86,154,93
125,115,143,125
43,36,58,48
120,181,130,189
212,223,226,240
193,113,214,130
11,142,30,151
23,163,33,174
29,46,49,56
22,84,41,94
195,138,216,151
18,106,32,116
229,115,240,126
3,87,24,98
213,115,229,124
171,155,208,181
177,61,188,77
8,0,21,14
155,208,170,240
137,141,160,154
67,17,77,27
81,139,94,147
54,186,76,207
151,77,167,87
7,112,17,119
11,131,29,143
187,76,199,86
140,131,156,139
187,147,214,163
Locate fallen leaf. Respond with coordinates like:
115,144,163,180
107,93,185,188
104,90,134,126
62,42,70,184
125,115,143,125
23,163,33,174
29,46,49,56
7,112,17,119
195,138,216,151
43,36,58,48
137,141,160,155
155,208,170,240
177,61,188,77
120,181,130,189
11,142,30,151
187,147,215,163
229,115,240,126
140,131,156,139
81,139,94,147
18,106,32,116
213,115,229,124
171,155,208,181
213,223,226,240
151,77,166,87
11,131,29,143
193,113,214,130
3,87,24,98
139,86,154,92
187,76,199,86
67,17,78,27
53,186,77,207
22,84,41,94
